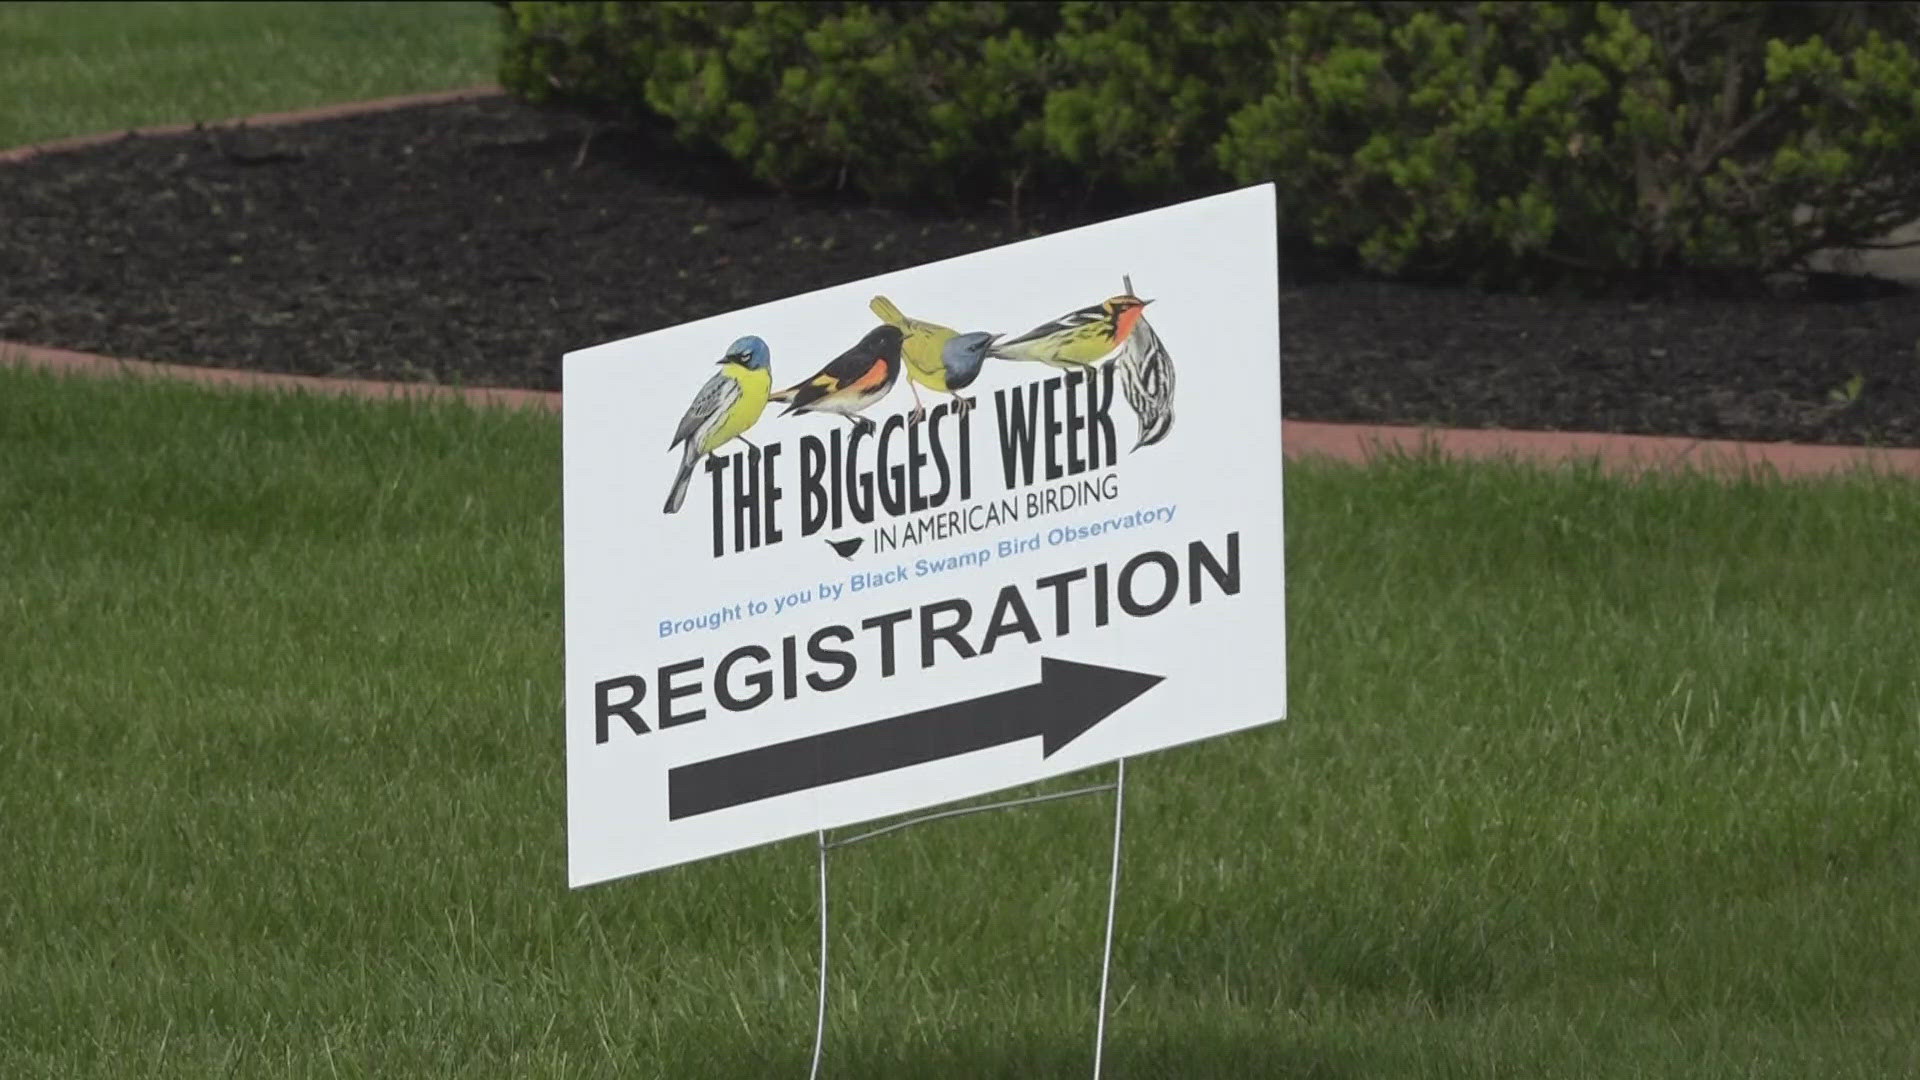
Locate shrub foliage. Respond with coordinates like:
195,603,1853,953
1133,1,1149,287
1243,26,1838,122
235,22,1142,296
499,0,1920,280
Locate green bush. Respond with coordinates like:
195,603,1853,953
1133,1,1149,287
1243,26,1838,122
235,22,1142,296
500,1,1063,198
497,1,1275,198
498,0,1920,282
1037,3,1286,190
1218,1,1920,278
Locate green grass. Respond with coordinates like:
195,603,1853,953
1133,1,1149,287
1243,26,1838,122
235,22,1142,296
0,1,497,149
3,365,1917,1077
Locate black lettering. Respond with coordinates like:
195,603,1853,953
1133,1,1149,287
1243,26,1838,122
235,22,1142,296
806,625,857,692
877,413,908,517
1093,562,1111,626
594,675,648,743
924,405,952,507
730,450,758,553
705,456,728,558
800,435,828,536
658,659,705,728
957,404,972,500
781,633,799,700
1034,567,1087,636
861,608,912,677
762,442,784,545
1087,365,1117,469
714,646,772,712
830,429,845,529
994,383,1041,488
1065,369,1086,474
979,585,1041,654
1189,532,1241,602
908,412,930,513
846,425,874,522
1119,550,1179,617
920,598,977,667
1042,375,1064,481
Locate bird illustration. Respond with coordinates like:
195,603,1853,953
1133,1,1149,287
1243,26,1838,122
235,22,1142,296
768,324,905,433
663,336,772,515
1115,314,1175,449
869,295,1000,419
990,292,1152,369
1111,273,1175,450
825,536,864,559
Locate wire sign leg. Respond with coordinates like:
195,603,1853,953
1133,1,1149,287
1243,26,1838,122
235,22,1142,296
809,830,829,1080
802,772,1126,1078
1092,757,1128,1079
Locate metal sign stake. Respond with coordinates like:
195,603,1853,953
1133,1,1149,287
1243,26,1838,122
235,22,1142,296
808,829,829,1080
1092,755,1127,1078
804,760,1130,1077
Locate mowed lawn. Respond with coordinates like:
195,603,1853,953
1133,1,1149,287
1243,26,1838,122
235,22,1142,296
2,366,1916,1077
0,1,496,149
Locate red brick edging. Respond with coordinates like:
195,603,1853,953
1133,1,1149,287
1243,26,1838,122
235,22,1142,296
1279,416,1920,478
7,84,1919,479
8,341,1920,478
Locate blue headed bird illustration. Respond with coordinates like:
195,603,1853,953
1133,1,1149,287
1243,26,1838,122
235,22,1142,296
664,335,772,514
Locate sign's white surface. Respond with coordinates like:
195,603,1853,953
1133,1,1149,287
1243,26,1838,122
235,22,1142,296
564,185,1286,886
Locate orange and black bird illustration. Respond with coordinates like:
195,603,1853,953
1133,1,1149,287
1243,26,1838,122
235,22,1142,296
768,325,905,433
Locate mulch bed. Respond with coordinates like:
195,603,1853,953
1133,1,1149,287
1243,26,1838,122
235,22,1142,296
4,95,1919,447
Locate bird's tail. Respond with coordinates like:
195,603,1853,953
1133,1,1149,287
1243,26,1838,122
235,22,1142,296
663,443,700,514
1134,411,1173,450
869,295,906,329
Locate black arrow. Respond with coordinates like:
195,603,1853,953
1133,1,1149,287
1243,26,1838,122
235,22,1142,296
667,658,1163,820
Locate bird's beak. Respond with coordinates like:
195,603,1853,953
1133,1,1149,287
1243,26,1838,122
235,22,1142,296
1139,298,1155,307
717,355,739,366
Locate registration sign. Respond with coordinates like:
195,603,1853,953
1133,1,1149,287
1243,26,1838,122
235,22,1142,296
564,184,1286,886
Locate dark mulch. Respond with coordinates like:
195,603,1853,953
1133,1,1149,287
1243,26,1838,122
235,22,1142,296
5,95,1919,446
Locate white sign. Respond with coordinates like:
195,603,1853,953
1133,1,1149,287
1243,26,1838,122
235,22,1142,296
564,185,1285,887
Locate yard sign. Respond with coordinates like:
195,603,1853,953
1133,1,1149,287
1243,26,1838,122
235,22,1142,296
564,184,1285,886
